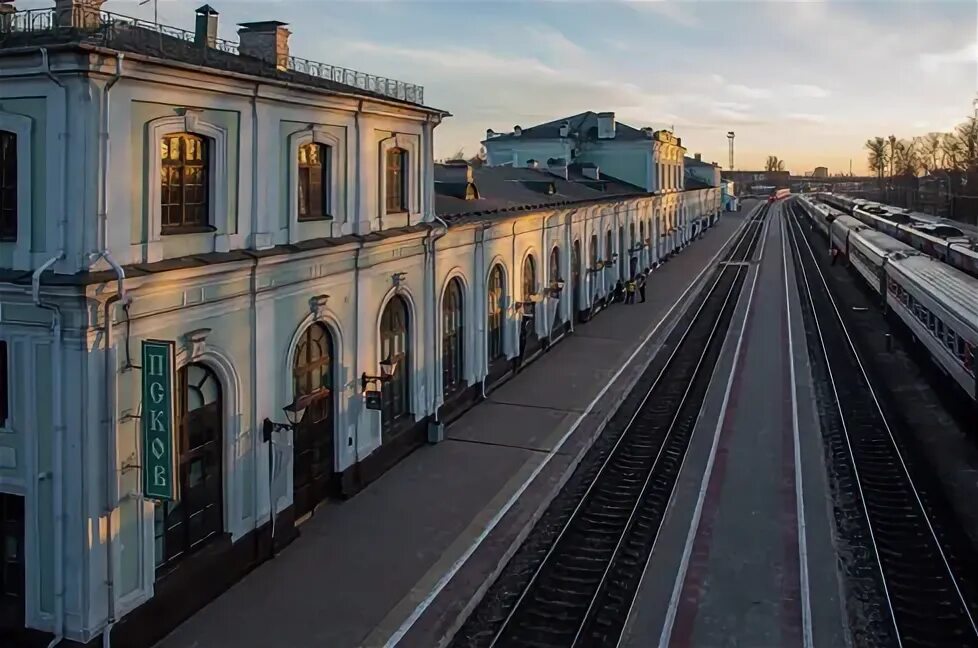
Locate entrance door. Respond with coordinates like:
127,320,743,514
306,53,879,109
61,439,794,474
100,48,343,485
572,240,581,321
0,493,24,635
292,323,335,521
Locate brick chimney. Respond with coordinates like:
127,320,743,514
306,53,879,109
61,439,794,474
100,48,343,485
195,4,219,48
597,112,615,139
54,0,105,28
238,21,291,71
559,121,570,138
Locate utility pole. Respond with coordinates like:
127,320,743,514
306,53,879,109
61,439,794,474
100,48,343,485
727,131,735,171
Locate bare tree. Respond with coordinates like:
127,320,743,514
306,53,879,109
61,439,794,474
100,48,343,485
941,133,965,171
764,155,785,172
921,132,943,173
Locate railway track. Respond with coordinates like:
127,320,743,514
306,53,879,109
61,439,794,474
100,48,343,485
785,203,978,648
452,206,768,648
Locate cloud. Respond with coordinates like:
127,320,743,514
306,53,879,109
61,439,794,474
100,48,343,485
919,41,978,72
787,113,828,125
788,84,830,99
726,84,772,100
626,0,700,28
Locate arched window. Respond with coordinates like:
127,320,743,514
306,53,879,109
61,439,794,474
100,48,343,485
589,234,598,269
523,254,537,317
386,147,407,214
605,230,613,267
629,223,636,251
487,265,505,361
522,255,537,304
161,133,209,233
549,247,561,284
618,226,626,275
291,323,334,518
154,363,222,571
442,278,465,396
640,220,646,246
0,130,16,240
380,296,410,433
297,142,331,220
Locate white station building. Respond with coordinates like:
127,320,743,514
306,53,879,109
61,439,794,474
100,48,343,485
0,2,725,645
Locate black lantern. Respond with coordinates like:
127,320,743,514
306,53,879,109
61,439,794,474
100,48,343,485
263,388,326,442
361,353,399,392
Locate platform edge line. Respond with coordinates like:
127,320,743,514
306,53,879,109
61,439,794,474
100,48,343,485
382,213,753,648
782,211,815,648
656,226,763,648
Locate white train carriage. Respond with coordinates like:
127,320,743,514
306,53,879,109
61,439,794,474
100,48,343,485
948,242,978,278
847,229,918,296
829,214,867,257
885,255,978,401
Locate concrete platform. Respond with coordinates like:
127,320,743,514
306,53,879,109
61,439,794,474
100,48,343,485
153,208,753,648
620,202,849,648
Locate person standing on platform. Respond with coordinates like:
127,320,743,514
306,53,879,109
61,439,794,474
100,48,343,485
625,278,636,304
637,272,647,303
614,279,625,303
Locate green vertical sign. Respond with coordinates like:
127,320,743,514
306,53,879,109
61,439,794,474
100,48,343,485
142,339,177,501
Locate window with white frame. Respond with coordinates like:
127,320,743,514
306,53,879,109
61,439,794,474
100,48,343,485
160,133,211,233
386,147,407,214
297,142,332,221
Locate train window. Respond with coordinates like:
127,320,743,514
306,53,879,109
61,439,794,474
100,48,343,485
936,320,944,339
929,313,937,333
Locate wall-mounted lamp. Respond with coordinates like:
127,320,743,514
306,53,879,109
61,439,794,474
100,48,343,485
547,279,565,297
361,353,399,392
262,390,324,441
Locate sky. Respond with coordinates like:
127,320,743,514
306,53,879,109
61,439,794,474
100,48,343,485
24,0,978,174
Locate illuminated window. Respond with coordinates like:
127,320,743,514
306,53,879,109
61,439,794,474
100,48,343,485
380,296,410,433
385,147,407,214
442,278,464,395
487,265,505,361
298,143,331,220
160,133,209,232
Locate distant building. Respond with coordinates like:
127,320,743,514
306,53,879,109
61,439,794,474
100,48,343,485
483,111,724,253
721,170,791,194
813,166,829,178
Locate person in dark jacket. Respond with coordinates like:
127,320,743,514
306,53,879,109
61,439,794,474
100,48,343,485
637,273,648,303
614,279,625,303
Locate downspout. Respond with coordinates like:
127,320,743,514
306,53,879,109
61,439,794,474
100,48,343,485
427,216,449,421
351,100,364,475
95,53,128,648
511,220,518,364
33,259,64,648
477,223,490,398
36,46,68,648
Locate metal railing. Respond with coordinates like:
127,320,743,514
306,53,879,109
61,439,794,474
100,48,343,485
1,8,424,104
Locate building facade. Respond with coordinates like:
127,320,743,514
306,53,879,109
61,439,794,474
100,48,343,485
0,3,724,646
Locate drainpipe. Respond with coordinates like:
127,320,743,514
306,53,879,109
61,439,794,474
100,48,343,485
95,54,128,648
36,46,68,648
426,216,449,423
477,223,490,398
100,293,123,648
33,258,64,648
511,220,518,362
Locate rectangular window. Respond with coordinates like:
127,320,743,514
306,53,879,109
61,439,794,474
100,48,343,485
0,341,6,427
298,142,331,221
161,133,210,234
385,147,407,214
0,131,16,241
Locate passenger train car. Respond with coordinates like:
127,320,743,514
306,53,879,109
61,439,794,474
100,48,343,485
794,196,978,401
768,187,791,203
816,193,978,279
